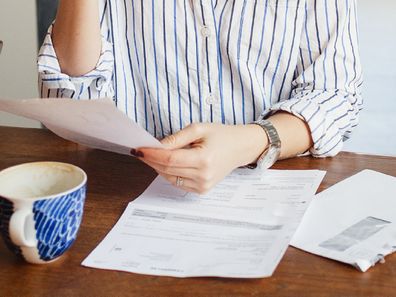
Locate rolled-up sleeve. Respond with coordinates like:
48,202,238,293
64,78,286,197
37,25,115,100
269,0,363,157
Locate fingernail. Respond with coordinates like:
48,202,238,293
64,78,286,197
130,148,144,158
135,150,144,158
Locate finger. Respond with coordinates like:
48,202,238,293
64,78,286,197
161,123,205,149
137,147,203,168
141,158,199,179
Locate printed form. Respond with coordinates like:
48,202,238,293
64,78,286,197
83,169,326,278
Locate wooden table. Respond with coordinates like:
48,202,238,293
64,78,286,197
1,126,395,297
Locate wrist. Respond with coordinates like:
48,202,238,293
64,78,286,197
235,124,269,167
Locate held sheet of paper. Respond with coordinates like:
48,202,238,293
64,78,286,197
0,98,162,154
83,169,326,278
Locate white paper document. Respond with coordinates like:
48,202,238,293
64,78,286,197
291,170,396,272
82,169,326,278
0,98,162,154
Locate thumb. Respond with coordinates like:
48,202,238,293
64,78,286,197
161,124,204,149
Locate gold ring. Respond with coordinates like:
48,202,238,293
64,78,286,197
176,176,184,187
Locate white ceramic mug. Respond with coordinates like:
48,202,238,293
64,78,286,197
0,162,87,264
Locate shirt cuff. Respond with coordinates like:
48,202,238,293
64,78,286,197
269,92,346,158
37,25,114,93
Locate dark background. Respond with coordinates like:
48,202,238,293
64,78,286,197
36,0,59,46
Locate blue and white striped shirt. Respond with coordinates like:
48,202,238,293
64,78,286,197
38,0,363,157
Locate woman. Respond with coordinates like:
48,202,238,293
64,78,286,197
38,0,362,194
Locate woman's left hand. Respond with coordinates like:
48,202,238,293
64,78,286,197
133,123,268,194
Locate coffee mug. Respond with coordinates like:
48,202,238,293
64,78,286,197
0,162,87,264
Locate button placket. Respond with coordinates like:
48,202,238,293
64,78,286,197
197,0,221,117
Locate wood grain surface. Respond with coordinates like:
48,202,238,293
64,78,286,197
0,126,395,297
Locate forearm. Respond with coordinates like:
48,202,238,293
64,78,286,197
52,0,101,76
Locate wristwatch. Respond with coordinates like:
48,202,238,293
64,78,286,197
247,119,281,169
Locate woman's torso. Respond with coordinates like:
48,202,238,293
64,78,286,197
100,0,306,137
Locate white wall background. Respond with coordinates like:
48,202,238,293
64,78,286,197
343,0,396,156
0,0,395,155
0,0,40,128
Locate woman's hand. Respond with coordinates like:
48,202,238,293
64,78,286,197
133,123,268,194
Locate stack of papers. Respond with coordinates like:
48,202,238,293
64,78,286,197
291,170,396,272
83,169,325,278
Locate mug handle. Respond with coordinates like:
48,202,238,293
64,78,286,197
9,208,37,247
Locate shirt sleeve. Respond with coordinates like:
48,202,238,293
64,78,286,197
269,0,363,157
37,24,115,100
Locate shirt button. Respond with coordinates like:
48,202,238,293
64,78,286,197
205,94,218,105
201,26,211,38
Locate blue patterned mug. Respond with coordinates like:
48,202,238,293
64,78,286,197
0,162,87,264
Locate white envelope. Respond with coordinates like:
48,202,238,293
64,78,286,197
291,169,396,272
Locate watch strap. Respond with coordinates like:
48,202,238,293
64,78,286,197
247,119,281,169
